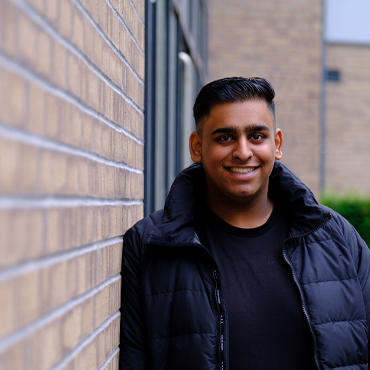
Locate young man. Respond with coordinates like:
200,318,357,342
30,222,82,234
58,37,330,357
120,77,370,370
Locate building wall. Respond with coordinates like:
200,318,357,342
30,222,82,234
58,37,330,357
0,0,144,369
325,43,370,194
208,0,323,196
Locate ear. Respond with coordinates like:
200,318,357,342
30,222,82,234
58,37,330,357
274,129,283,160
189,131,202,163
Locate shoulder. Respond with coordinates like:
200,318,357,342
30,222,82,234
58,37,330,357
124,209,164,250
321,205,356,240
320,205,369,261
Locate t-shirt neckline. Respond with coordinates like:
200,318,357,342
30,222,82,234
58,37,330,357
198,201,280,238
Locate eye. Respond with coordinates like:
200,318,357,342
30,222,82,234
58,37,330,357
217,135,233,142
250,133,265,141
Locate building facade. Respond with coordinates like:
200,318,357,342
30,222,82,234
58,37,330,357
321,0,370,195
1,0,370,369
208,0,324,197
144,0,208,214
325,45,370,194
207,0,370,197
0,0,144,369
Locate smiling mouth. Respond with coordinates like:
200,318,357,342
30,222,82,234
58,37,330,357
228,167,257,174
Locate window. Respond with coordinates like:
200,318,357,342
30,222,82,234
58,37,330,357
325,69,341,82
144,0,208,215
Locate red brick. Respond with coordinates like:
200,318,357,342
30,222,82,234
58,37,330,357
97,0,109,34
28,83,45,135
39,266,52,314
18,12,37,68
9,72,28,128
16,270,40,328
69,106,83,147
92,118,102,155
105,320,112,357
73,8,84,50
28,319,62,370
45,207,60,253
59,0,73,39
101,123,113,159
45,0,59,26
0,1,18,57
53,41,67,88
37,30,52,78
97,329,106,366
78,157,90,196
45,93,60,140
81,113,93,151
50,260,68,308
62,305,83,351
0,279,16,339
88,70,100,110
67,52,82,98
81,296,94,338
0,341,26,370
83,337,98,369
66,257,79,299
26,209,45,258
110,243,122,276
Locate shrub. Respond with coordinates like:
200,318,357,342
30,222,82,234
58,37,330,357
321,193,370,248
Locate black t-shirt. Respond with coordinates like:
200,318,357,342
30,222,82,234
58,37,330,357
195,203,316,370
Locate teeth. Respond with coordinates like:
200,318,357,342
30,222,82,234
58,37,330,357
230,167,255,174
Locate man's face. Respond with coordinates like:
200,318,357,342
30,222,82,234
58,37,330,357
190,100,283,207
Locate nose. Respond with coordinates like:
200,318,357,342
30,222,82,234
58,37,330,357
232,136,253,161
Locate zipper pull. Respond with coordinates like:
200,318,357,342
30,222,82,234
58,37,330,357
216,289,221,304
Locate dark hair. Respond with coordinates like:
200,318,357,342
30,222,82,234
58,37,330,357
193,77,276,133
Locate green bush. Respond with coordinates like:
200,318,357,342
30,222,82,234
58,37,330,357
321,193,370,248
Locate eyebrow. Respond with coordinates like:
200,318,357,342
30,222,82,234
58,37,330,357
211,124,270,135
211,126,237,135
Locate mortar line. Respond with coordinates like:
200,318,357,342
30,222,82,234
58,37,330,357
10,0,144,111
71,0,144,79
0,51,144,144
0,195,143,208
73,0,144,61
127,0,145,27
97,346,120,370
27,0,145,83
0,122,144,173
0,236,124,283
102,0,144,55
50,311,121,370
0,276,121,354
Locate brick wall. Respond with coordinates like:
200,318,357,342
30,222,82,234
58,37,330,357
325,44,370,194
0,0,144,369
208,0,323,196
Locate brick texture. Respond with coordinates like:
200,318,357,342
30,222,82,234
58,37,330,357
0,0,144,368
208,0,323,196
325,44,370,194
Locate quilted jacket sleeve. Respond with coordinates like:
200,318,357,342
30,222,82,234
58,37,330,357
352,228,370,364
119,225,149,370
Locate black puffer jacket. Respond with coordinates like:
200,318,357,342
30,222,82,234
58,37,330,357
120,162,370,370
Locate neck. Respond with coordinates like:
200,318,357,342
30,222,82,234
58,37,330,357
206,193,274,229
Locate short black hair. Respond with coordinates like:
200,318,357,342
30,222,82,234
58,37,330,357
193,77,276,134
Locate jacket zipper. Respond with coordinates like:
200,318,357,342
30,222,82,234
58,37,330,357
213,269,225,370
282,216,331,370
148,240,226,369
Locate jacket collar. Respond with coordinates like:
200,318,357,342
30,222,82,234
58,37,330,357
268,161,331,236
148,161,330,245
